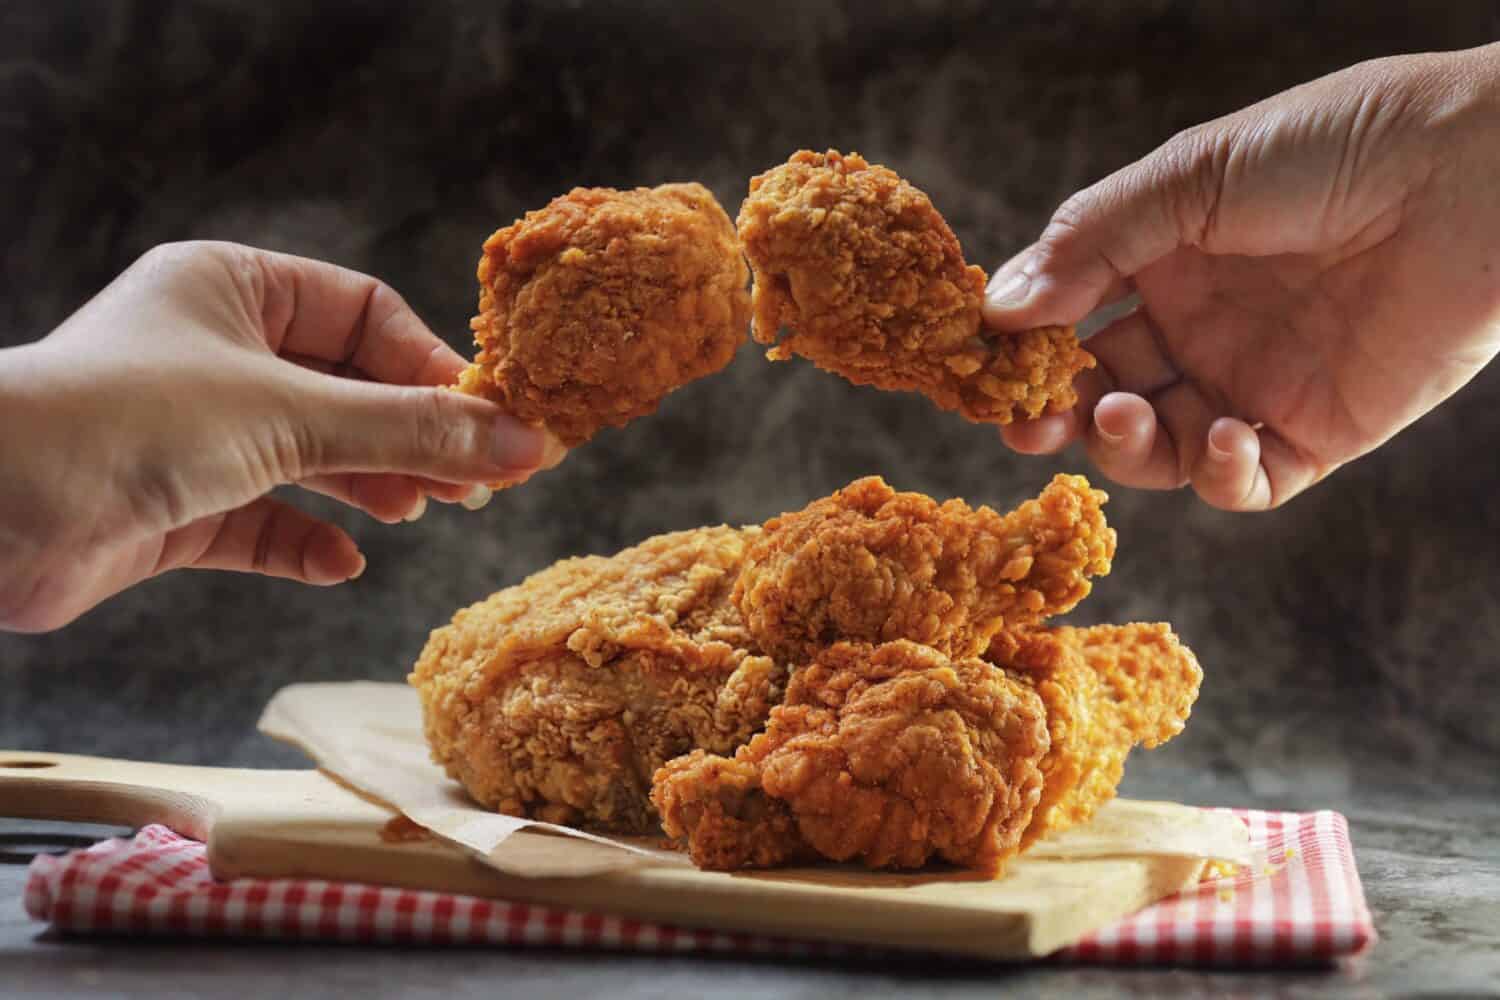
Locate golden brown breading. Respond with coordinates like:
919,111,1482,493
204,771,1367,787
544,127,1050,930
413,475,1200,873
737,150,1094,423
652,641,1050,872
993,623,1203,848
458,183,750,447
409,525,786,833
733,473,1116,662
651,751,808,870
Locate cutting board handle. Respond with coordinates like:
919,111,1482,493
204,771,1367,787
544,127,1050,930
0,750,222,840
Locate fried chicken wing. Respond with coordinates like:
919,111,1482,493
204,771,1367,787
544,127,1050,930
652,641,1050,872
457,183,750,447
733,473,1115,661
992,623,1203,848
737,150,1094,423
409,525,786,833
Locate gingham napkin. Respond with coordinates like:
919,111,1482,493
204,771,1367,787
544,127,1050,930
22,809,1373,965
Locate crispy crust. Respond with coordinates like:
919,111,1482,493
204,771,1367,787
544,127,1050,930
993,624,1204,848
652,640,1050,872
733,473,1115,661
413,476,1199,873
737,150,1093,423
459,183,750,446
409,525,785,833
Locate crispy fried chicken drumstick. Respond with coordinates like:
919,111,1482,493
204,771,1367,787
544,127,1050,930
652,624,1199,872
737,150,1094,423
653,640,1050,872
457,183,750,447
410,525,785,833
733,473,1116,662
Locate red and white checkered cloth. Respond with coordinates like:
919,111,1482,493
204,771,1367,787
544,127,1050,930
22,809,1373,965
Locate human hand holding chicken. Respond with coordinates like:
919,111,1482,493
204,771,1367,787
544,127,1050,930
986,42,1500,510
0,242,564,632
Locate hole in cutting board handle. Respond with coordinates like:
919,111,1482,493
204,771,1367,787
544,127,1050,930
0,760,57,769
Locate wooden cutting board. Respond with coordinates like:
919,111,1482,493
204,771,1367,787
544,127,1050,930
0,749,1209,960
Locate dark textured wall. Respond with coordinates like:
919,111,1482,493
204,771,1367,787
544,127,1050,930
2,2,1497,807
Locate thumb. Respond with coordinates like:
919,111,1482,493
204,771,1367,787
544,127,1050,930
981,125,1224,330
295,376,566,484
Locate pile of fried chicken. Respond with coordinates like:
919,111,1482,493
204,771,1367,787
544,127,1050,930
412,149,1198,875
411,475,1201,874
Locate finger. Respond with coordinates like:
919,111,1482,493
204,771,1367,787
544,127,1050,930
982,126,1225,330
280,351,372,381
999,411,1077,454
1079,307,1181,396
1190,417,1273,511
983,250,1134,335
299,473,430,523
293,374,567,484
1149,379,1223,486
1256,428,1333,510
420,479,482,504
1085,392,1185,490
172,497,365,585
254,251,468,387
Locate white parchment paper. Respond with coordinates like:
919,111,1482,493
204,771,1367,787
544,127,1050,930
258,681,1256,879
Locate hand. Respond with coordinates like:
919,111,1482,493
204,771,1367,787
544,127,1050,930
0,241,565,632
983,44,1500,510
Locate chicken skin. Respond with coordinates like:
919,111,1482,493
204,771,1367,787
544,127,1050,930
652,624,1200,872
737,150,1094,423
653,640,1050,872
733,474,1116,662
457,183,750,447
412,474,1200,873
409,525,785,833
1002,623,1204,847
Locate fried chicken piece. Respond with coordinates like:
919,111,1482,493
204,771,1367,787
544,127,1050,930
650,751,809,870
457,183,750,447
990,623,1203,848
733,473,1115,662
737,150,1094,423
652,641,1050,872
409,525,787,833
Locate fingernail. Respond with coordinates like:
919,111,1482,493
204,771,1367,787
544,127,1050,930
1094,419,1124,447
986,268,1031,308
491,415,550,469
402,494,428,522
461,484,493,511
349,554,367,580
1207,424,1233,461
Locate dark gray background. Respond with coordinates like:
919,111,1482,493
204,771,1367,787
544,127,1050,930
2,2,1498,995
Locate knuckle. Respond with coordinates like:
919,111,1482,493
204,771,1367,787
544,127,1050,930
132,241,257,300
280,416,320,483
1041,191,1095,250
134,240,221,276
368,279,412,323
130,242,197,286
1157,124,1231,240
359,281,414,356
413,388,477,462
